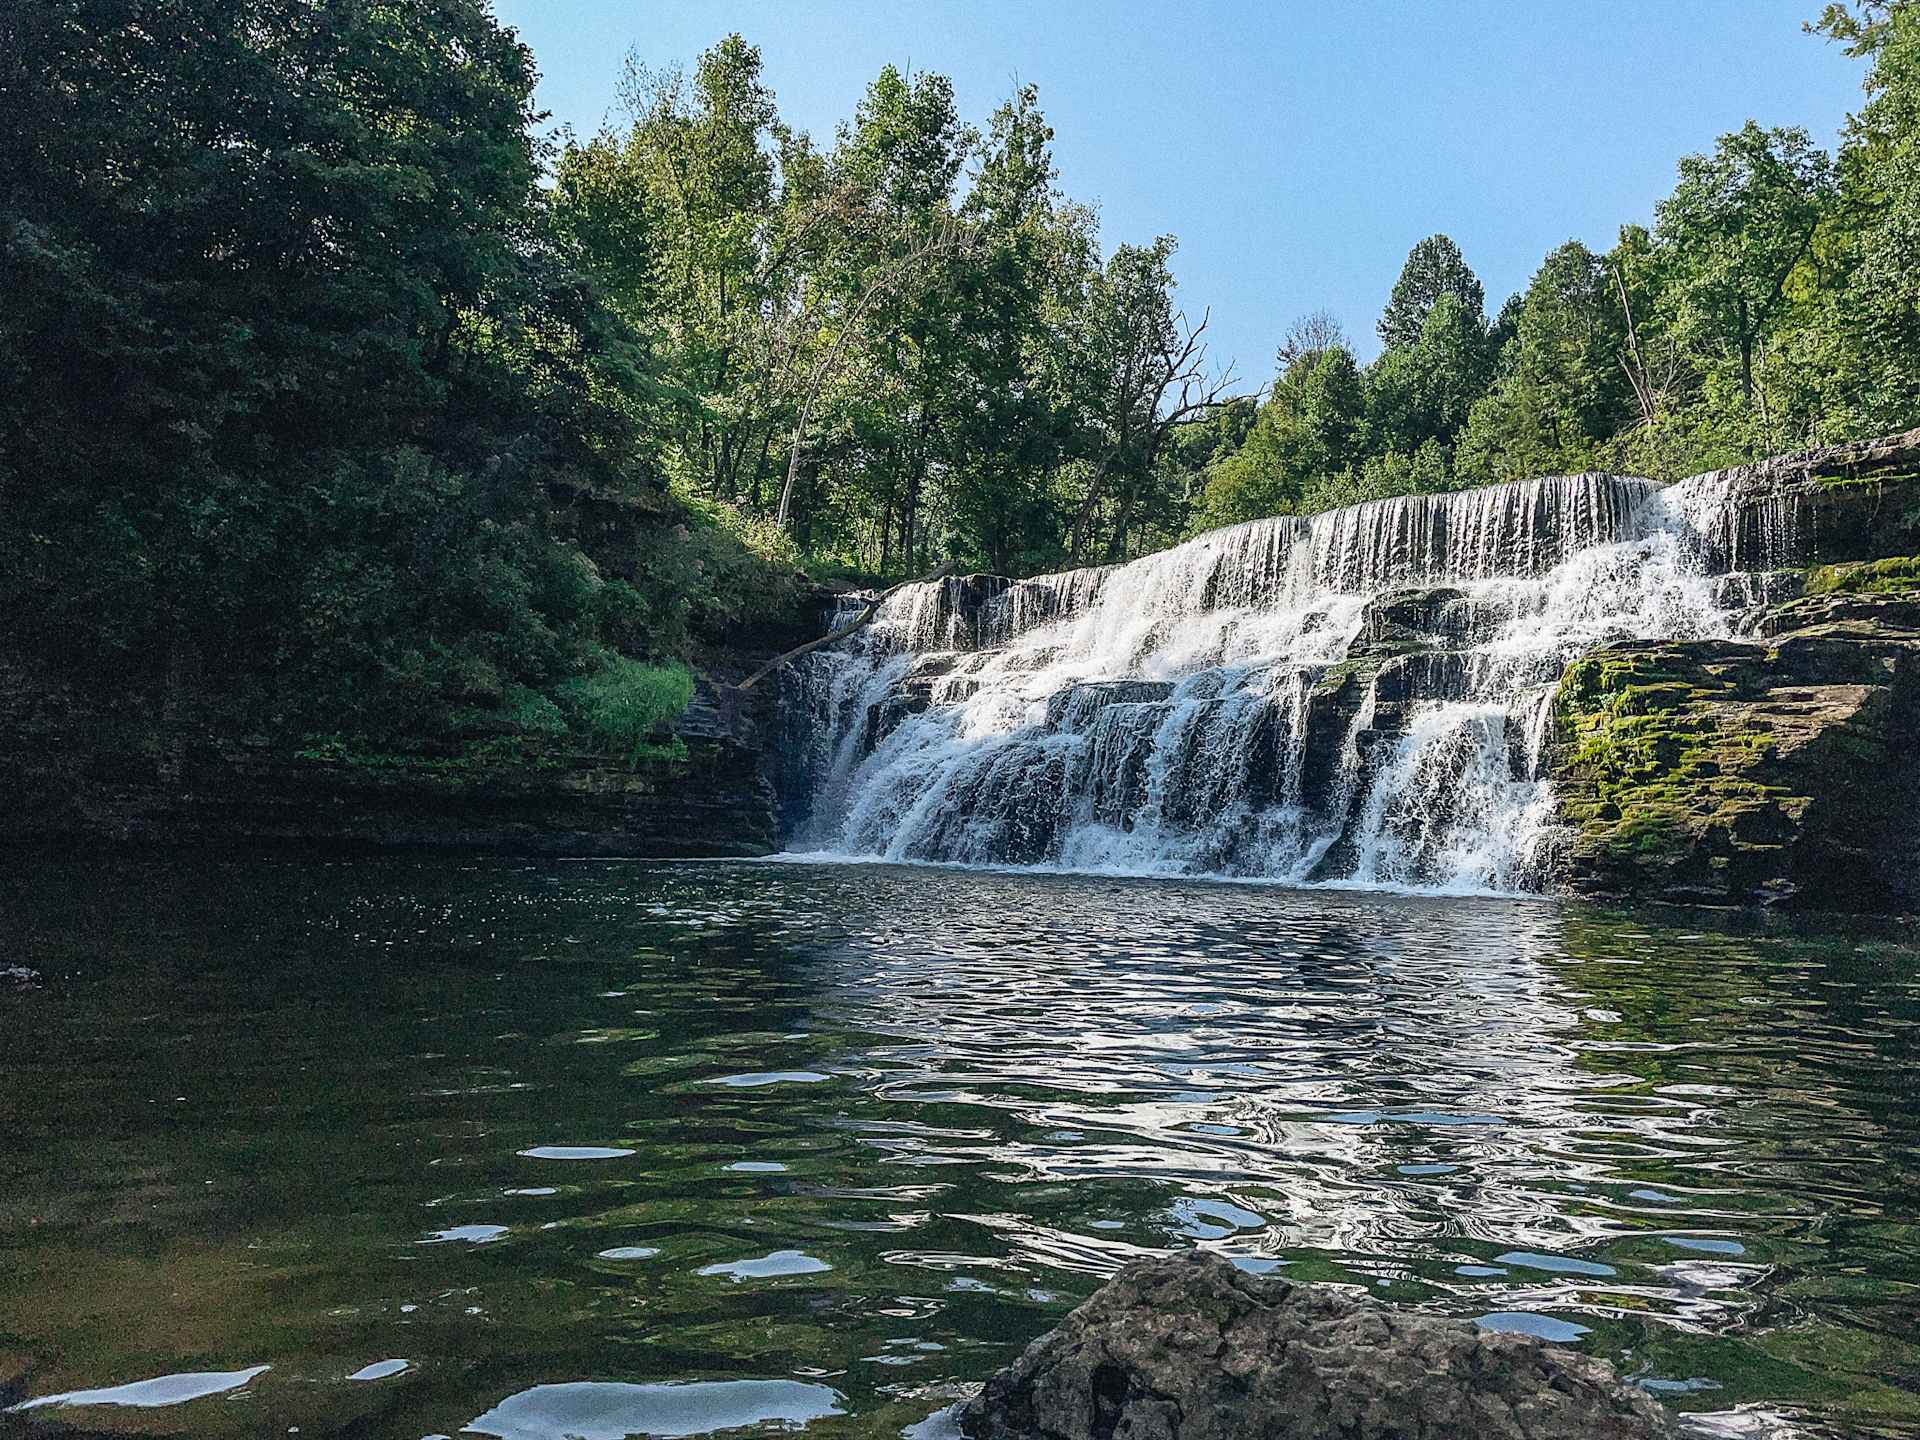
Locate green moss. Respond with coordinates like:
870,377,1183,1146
1551,651,1788,874
1804,555,1920,596
1812,466,1920,492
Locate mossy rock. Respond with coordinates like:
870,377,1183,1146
1805,555,1920,597
1548,608,1920,911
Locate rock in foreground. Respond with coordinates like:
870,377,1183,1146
958,1253,1671,1440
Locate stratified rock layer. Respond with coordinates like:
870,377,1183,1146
1549,589,1920,910
957,1252,1673,1440
0,669,782,857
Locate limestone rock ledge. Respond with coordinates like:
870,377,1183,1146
0,671,781,858
1548,590,1920,910
957,1252,1672,1440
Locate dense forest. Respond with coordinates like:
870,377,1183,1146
2,1,1917,757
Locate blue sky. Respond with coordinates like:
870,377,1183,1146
493,0,1867,381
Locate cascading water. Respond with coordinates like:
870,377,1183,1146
779,472,1784,895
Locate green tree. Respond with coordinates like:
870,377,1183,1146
0,0,659,740
1378,234,1488,350
1654,120,1837,448
1367,289,1493,456
1810,1,1920,432
1195,346,1366,529
1456,241,1635,483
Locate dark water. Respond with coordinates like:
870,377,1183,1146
2,858,1919,1440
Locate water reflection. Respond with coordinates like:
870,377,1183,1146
464,1380,847,1440
0,857,1917,1438
7,1366,271,1412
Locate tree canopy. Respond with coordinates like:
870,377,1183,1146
3,1,1918,756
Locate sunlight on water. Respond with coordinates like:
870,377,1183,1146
0,857,1915,1438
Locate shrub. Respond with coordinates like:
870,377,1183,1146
559,655,694,766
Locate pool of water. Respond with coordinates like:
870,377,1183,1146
1,857,1918,1438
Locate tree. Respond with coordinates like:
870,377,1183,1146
1809,1,1920,432
1655,121,1836,446
1378,234,1487,350
1455,240,1635,483
1194,345,1365,530
1067,238,1241,562
1367,290,1493,455
612,36,785,499
1276,310,1349,370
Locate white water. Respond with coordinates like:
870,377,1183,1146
780,472,1784,895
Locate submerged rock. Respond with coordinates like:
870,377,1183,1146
958,1252,1671,1440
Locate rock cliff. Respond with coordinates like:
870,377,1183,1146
1548,432,1920,911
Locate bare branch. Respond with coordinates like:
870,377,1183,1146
775,218,978,529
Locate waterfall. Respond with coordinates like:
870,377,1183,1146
778,471,1766,894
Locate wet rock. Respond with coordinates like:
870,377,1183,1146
1688,426,1920,570
1355,587,1473,655
1046,680,1176,733
1549,590,1920,911
957,1251,1673,1440
0,636,793,858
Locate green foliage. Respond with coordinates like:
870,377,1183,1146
1379,234,1488,350
560,657,695,766
0,0,797,751
6,0,1920,767
1193,13,1920,529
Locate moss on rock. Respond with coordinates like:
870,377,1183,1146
1549,603,1920,910
1805,555,1920,596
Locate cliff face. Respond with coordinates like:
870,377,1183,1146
0,666,787,857
0,483,838,859
1548,432,1920,911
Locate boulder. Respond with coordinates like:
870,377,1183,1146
957,1252,1672,1440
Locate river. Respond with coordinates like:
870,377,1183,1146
2,857,1917,1438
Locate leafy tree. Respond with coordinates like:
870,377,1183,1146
1367,290,1493,455
1809,1,1920,432
1655,121,1836,447
1455,241,1635,483
1195,346,1366,529
1378,234,1488,350
0,0,659,741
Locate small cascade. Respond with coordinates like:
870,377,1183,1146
779,472,1774,894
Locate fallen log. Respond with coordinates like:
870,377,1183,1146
735,560,958,690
